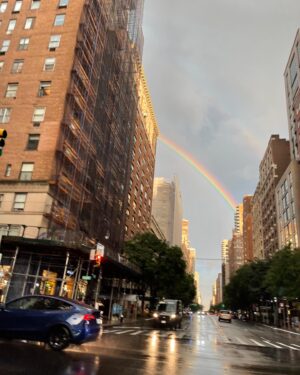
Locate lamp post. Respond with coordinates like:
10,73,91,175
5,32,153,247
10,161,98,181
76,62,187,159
273,297,278,327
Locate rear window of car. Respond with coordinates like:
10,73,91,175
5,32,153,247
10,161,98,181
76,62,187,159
220,310,230,314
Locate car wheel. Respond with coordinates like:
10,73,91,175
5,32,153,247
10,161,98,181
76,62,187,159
218,318,221,322
229,320,232,323
48,326,70,351
178,321,182,329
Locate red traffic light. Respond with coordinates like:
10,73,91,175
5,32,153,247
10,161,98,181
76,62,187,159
95,254,103,265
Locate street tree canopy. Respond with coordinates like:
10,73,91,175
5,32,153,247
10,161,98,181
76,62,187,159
124,232,196,305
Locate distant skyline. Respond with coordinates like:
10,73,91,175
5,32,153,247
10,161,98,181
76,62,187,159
143,0,300,309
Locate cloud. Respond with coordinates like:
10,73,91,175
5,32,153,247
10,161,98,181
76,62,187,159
143,0,300,309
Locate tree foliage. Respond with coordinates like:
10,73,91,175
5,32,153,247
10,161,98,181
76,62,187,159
124,232,196,305
224,259,271,310
264,246,300,299
224,246,300,310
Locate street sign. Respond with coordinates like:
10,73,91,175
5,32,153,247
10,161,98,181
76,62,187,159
82,275,92,281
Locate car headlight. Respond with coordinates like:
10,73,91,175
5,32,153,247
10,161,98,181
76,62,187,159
153,312,158,318
170,314,176,319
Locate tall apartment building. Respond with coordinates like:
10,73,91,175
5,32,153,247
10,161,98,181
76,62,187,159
278,29,300,251
259,135,290,258
243,195,253,262
228,230,244,277
284,28,300,161
221,239,230,285
152,176,183,247
125,67,159,239
181,218,191,268
252,183,264,259
234,203,243,233
194,271,201,305
0,1,150,304
0,0,144,252
275,160,300,249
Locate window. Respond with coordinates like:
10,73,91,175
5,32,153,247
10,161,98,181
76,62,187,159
38,81,51,96
0,1,7,13
58,0,69,8
30,0,40,10
11,59,24,73
54,14,65,26
24,17,35,30
13,193,27,211
26,134,40,150
13,1,23,13
7,19,17,34
19,163,34,180
5,163,11,176
48,35,61,50
43,57,56,71
0,40,10,54
5,83,18,98
290,55,298,95
32,107,45,123
0,108,11,123
18,38,30,50
0,194,3,208
0,61,4,72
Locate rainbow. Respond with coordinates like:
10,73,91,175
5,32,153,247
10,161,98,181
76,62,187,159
159,134,237,211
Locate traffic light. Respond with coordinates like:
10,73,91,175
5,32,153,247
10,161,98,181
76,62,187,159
0,129,7,156
94,254,103,267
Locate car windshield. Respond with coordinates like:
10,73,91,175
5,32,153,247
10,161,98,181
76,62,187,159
220,310,230,314
157,303,176,313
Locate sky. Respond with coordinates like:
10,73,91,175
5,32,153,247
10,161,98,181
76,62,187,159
142,0,300,309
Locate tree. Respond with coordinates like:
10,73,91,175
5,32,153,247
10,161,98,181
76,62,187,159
124,232,196,305
224,259,271,310
264,246,300,299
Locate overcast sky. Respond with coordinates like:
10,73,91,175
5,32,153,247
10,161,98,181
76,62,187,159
142,0,300,309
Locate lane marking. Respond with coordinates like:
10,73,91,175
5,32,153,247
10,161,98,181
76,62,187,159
277,342,300,350
262,325,300,336
291,343,300,348
235,337,247,345
262,340,282,349
115,330,135,335
130,330,144,335
250,339,265,347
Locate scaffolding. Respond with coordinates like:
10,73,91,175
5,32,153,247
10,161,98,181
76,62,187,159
47,0,144,252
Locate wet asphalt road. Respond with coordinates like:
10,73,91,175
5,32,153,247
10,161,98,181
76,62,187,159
1,314,300,375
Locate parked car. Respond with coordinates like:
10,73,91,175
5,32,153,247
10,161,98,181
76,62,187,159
0,295,101,351
218,310,232,323
153,299,183,329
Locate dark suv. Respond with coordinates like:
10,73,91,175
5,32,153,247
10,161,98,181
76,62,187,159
153,299,183,329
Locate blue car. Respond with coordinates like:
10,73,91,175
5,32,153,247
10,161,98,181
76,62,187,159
0,295,101,351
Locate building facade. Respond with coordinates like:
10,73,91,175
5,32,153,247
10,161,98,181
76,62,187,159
0,0,145,252
259,135,290,258
243,195,253,262
151,176,183,247
284,28,300,161
125,67,159,239
252,183,264,259
0,0,147,304
275,160,300,250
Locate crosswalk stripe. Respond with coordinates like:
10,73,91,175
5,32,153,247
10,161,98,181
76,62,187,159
263,340,282,349
130,330,144,335
291,343,300,349
250,339,265,347
235,337,247,345
115,330,135,335
277,342,300,350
